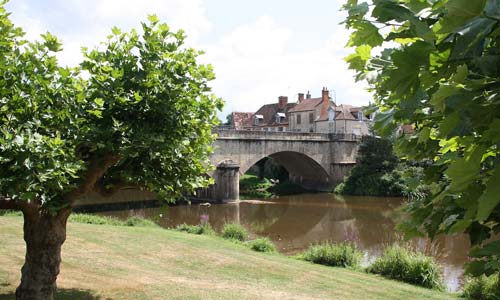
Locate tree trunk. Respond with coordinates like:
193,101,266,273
15,209,70,300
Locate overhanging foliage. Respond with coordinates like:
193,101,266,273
343,0,500,276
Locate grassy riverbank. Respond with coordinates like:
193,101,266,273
0,216,456,300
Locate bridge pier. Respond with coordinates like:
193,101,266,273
214,160,240,203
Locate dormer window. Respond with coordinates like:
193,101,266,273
357,111,363,121
254,114,263,125
275,112,285,124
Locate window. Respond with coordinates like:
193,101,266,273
254,114,263,125
357,111,363,121
309,113,314,124
275,112,285,124
297,114,301,124
278,127,283,132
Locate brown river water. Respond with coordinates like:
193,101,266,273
98,193,470,292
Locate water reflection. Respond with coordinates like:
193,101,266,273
99,193,470,291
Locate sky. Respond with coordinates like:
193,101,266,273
5,0,372,119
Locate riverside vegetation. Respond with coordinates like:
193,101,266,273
0,213,456,300
335,136,430,199
239,174,309,199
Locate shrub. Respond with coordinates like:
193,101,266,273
368,246,443,290
302,242,362,268
247,238,276,253
175,223,215,235
221,223,247,241
68,214,125,226
463,274,500,300
124,216,158,227
0,210,23,217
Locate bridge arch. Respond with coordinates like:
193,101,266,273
239,151,332,191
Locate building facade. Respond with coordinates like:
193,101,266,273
288,87,372,135
230,87,372,135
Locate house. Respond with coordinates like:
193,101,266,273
251,96,297,132
288,88,330,133
288,87,372,135
317,104,372,135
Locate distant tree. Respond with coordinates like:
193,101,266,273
336,136,403,196
0,5,222,300
224,113,233,126
344,0,500,276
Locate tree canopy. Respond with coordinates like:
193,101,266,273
0,11,222,213
344,0,500,276
0,3,222,299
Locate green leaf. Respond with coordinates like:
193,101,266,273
445,145,484,192
385,42,432,97
94,98,104,107
344,45,372,72
111,26,121,35
438,0,487,33
372,0,413,23
470,240,500,257
348,21,384,47
448,219,472,233
347,2,369,18
147,14,159,24
450,18,497,60
430,84,463,112
477,166,500,221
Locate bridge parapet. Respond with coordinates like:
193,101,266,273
213,129,361,142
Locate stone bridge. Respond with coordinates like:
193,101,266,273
200,129,360,202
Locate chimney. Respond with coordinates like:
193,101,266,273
306,91,311,99
278,96,288,109
320,87,330,120
298,93,304,103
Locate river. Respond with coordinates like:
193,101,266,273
98,193,470,292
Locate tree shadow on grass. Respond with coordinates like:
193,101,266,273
0,287,101,300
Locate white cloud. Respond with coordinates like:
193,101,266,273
6,0,212,66
4,1,372,118
199,16,372,118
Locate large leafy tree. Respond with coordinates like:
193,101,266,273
0,3,222,299
343,0,500,277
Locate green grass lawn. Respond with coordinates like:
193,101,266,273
0,216,457,300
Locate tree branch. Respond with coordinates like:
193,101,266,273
63,154,122,205
93,181,140,198
0,196,36,212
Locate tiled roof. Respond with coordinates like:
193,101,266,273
254,103,296,126
288,97,323,112
231,112,253,128
335,104,357,121
314,104,367,121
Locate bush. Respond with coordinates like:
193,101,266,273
0,210,23,217
247,238,276,253
368,246,443,290
463,274,500,300
124,216,158,227
221,223,247,241
175,223,215,235
301,242,362,268
69,214,125,226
